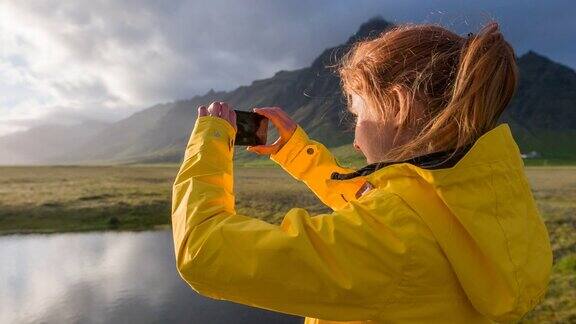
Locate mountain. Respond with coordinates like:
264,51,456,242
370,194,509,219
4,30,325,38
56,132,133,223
0,120,110,165
3,16,576,165
499,51,576,159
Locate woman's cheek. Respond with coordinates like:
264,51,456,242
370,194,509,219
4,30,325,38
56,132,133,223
355,120,370,156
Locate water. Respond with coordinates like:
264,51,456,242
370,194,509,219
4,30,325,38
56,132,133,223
0,231,304,324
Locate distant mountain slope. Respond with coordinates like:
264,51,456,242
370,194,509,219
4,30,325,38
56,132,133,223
0,120,109,165
3,16,575,165
499,50,576,159
508,51,576,130
53,17,394,164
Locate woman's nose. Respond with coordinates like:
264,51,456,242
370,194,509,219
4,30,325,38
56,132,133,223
354,142,362,152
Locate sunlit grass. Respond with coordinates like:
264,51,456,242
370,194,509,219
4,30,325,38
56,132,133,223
0,164,328,234
519,166,576,323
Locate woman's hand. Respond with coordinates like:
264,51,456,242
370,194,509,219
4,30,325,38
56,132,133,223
247,107,297,155
198,101,237,132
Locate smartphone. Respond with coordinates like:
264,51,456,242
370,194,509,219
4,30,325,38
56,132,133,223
234,109,268,146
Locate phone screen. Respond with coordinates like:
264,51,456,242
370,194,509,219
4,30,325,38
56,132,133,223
234,110,268,146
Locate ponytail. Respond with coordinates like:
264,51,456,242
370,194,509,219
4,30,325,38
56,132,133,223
425,21,519,150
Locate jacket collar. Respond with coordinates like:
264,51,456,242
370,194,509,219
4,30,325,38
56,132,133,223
330,142,474,181
330,123,519,190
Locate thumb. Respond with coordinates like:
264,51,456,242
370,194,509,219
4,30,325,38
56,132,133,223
246,143,281,155
246,146,264,155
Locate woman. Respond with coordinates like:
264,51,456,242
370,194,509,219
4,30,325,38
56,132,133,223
171,21,552,323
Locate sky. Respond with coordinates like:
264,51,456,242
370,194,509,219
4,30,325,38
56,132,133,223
0,0,574,137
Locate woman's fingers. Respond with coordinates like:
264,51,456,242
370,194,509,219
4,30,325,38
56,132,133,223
245,106,297,155
219,102,229,120
252,107,296,138
198,105,208,116
196,103,295,154
229,109,237,132
198,101,237,131
207,102,222,116
218,102,236,131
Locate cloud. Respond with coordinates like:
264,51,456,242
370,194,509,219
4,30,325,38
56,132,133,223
0,0,574,137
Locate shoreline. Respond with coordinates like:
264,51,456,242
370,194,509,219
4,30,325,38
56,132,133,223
0,224,172,237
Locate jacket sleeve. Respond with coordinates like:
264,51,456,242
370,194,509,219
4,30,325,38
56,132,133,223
270,125,366,211
171,116,408,321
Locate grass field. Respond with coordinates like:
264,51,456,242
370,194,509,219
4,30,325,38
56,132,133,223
0,164,332,234
517,167,576,323
0,164,573,322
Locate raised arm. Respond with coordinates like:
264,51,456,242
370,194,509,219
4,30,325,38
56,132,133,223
269,124,366,211
171,114,408,321
246,107,366,211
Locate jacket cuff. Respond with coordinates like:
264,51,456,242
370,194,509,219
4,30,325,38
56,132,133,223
185,116,236,160
270,125,315,180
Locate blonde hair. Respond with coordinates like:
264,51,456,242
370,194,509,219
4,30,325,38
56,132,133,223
337,20,518,162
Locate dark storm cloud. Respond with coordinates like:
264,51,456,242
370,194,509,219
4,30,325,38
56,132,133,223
0,0,573,136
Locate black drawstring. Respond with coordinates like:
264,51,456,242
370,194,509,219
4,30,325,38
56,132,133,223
331,143,474,181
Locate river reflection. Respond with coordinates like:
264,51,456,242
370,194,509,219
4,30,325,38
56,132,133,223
0,231,304,324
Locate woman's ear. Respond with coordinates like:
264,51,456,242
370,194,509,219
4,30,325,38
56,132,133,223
390,84,422,128
350,92,364,117
390,84,412,128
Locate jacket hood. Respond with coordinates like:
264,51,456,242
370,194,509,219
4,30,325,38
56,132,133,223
360,123,553,322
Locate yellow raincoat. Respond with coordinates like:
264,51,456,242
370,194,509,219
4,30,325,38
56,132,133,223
171,115,552,323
